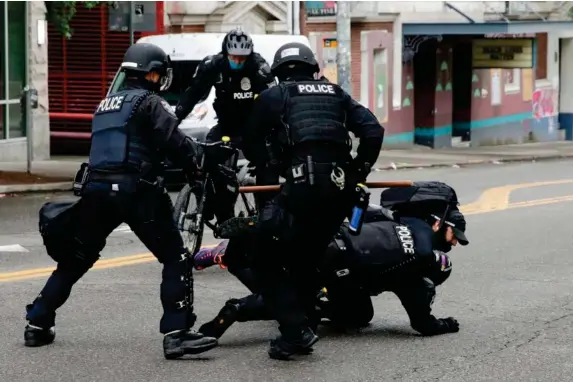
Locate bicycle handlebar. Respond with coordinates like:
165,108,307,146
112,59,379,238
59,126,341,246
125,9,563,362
193,135,239,150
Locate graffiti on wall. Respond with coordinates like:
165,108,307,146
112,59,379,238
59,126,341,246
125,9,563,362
435,47,452,93
532,87,557,121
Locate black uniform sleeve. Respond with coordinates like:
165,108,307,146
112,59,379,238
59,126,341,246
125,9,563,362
343,92,384,176
175,55,220,122
243,86,284,166
144,95,199,177
250,53,277,94
393,277,459,336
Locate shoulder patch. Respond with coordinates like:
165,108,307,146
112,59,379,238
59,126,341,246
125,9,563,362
160,99,177,118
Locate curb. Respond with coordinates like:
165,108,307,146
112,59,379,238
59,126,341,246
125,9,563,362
373,153,573,171
1,153,573,194
0,182,72,195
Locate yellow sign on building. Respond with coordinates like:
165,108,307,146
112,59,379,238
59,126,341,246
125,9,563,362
472,38,534,68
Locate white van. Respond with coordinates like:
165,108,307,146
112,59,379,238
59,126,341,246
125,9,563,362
108,32,312,142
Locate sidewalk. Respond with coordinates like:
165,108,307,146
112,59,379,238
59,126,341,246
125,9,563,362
1,143,573,194
373,141,573,170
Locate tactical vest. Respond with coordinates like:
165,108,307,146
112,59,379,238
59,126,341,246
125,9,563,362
213,71,255,128
88,89,152,173
281,80,349,147
329,219,435,278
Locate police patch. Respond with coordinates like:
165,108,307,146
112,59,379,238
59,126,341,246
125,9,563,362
95,95,125,114
160,100,177,117
394,225,415,255
240,77,251,91
297,83,336,95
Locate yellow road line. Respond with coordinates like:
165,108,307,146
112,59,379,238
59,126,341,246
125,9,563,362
0,245,216,283
3,179,573,283
461,179,573,213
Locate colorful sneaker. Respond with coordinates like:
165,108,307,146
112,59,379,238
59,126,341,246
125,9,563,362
193,240,229,270
216,216,258,239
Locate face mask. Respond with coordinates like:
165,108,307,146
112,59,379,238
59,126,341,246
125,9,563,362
228,58,245,70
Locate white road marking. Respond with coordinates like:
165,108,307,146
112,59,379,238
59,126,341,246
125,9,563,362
0,244,29,253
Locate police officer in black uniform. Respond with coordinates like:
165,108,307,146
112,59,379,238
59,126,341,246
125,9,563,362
24,43,218,359
197,207,467,340
317,208,467,335
240,42,384,360
175,28,278,220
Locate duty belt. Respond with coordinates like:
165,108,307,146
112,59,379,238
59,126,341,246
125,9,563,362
289,156,346,190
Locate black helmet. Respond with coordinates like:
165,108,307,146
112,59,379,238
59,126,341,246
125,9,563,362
121,43,171,77
271,42,319,74
222,28,253,56
121,43,172,91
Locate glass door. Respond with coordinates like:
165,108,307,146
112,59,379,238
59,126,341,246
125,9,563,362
0,1,27,140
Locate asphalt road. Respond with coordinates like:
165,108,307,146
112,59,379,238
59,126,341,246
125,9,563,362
2,159,573,381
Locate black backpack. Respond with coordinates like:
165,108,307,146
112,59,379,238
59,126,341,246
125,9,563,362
379,181,459,220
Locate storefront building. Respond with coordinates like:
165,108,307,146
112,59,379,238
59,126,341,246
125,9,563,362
0,1,50,162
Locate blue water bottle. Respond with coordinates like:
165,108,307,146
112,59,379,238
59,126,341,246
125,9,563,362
348,183,370,236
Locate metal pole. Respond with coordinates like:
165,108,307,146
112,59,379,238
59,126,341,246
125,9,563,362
336,1,351,94
24,1,32,174
129,1,135,45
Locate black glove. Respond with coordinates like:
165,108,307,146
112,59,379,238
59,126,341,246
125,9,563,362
348,160,371,187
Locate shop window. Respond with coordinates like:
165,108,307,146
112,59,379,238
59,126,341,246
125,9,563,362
504,69,521,93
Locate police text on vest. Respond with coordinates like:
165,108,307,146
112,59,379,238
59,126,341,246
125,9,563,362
395,225,415,255
96,95,125,113
297,84,335,94
233,92,253,100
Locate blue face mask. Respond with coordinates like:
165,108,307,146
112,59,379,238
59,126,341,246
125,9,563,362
228,58,245,70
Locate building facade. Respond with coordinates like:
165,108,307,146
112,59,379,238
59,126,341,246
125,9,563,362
0,1,49,162
6,1,573,162
301,1,573,148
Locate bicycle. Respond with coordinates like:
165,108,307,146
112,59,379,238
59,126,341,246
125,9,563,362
172,136,257,255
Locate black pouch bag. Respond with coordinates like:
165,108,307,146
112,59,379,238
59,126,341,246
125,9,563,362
38,200,81,263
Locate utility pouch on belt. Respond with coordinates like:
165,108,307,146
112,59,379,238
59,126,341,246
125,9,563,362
289,156,346,189
73,163,90,196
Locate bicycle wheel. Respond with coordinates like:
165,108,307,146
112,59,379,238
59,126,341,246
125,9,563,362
173,183,205,255
235,191,257,217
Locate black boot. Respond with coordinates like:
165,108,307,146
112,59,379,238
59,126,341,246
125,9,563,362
268,327,319,360
24,324,56,347
198,299,240,339
163,329,218,359
25,302,56,347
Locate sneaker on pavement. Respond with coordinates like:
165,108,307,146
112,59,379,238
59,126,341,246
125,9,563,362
193,240,229,270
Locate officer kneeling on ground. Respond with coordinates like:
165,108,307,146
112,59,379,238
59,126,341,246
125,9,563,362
26,43,218,359
208,42,383,360
196,206,467,339
317,208,467,335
